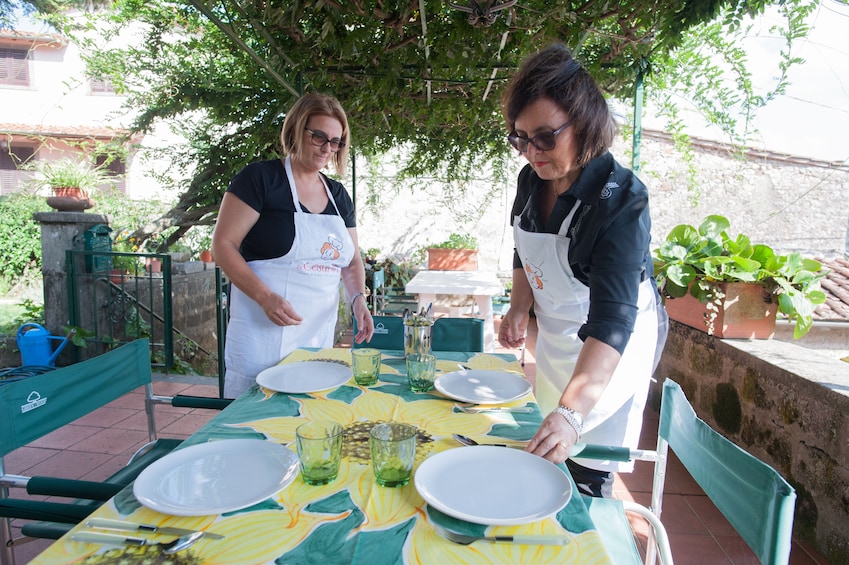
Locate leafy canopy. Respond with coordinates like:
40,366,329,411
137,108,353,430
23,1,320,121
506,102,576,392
26,0,816,245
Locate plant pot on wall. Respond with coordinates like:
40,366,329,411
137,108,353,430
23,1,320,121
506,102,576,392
46,186,94,212
664,282,778,339
427,248,478,271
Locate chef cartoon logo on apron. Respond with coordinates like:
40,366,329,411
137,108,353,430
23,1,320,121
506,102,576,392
524,261,544,290
320,236,343,260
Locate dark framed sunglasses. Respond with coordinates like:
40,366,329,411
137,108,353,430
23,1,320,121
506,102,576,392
507,121,572,153
305,127,346,151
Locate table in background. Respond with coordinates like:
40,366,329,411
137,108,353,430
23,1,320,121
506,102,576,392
33,348,613,565
405,270,503,351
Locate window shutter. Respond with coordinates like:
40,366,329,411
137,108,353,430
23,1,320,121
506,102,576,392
0,48,30,86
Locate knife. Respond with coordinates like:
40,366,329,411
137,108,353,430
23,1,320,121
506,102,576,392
86,517,225,540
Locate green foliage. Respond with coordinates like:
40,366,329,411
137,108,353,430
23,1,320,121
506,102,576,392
645,0,816,202
0,194,45,283
362,249,418,290
36,0,811,237
24,158,112,194
653,214,827,338
427,233,479,250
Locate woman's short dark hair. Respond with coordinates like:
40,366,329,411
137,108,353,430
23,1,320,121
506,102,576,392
502,43,616,167
280,92,350,176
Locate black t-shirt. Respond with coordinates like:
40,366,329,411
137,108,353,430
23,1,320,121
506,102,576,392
226,159,356,261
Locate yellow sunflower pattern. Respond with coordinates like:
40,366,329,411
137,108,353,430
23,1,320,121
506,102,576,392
32,348,613,565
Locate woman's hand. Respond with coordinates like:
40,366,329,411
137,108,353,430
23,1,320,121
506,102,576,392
259,293,304,327
352,298,374,344
525,411,579,463
498,308,529,349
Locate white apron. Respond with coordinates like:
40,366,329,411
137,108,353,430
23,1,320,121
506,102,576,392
514,195,660,472
224,157,355,398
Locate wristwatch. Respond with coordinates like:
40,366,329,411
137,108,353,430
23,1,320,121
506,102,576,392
553,405,584,436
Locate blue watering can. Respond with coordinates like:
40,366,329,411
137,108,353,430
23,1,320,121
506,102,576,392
16,323,76,367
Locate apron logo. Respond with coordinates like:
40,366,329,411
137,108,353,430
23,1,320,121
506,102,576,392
374,323,389,335
320,236,343,260
524,261,544,290
21,391,47,413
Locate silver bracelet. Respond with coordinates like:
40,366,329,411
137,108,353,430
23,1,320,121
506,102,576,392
553,405,584,436
351,292,367,307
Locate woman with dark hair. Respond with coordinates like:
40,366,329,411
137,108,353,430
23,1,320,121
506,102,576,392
213,93,374,398
499,44,668,497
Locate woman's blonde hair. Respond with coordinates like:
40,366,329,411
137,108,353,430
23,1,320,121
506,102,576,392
280,93,350,176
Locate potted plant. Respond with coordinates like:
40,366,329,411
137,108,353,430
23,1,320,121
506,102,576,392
653,215,827,339
25,158,109,211
362,249,419,314
425,232,479,271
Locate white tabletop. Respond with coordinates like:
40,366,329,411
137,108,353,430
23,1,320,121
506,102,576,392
405,270,503,296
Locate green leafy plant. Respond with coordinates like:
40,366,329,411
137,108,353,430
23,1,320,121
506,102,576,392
25,158,111,194
427,233,479,250
0,194,43,284
653,215,827,338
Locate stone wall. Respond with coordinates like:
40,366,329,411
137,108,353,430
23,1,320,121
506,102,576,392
653,321,849,564
353,129,849,272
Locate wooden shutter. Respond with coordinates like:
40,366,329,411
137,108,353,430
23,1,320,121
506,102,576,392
0,48,30,86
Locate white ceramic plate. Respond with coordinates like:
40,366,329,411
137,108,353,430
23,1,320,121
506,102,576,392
256,361,352,393
415,446,572,525
133,439,299,516
434,370,532,404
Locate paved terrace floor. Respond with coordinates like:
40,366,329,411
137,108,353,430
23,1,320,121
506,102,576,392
4,317,830,564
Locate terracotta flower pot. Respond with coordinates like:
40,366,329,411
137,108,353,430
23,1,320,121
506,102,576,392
426,248,478,271
200,250,213,262
664,282,777,339
46,186,94,211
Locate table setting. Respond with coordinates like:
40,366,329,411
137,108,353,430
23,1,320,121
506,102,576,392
31,342,614,565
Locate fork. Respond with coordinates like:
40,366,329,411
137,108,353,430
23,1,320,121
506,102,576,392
432,523,570,545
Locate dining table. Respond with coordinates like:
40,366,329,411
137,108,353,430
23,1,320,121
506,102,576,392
31,347,615,565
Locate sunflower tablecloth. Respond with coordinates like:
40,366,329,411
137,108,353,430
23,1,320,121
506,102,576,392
32,348,614,565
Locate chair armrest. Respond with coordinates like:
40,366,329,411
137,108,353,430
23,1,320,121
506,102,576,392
621,501,674,565
26,477,123,500
171,395,233,410
0,499,97,523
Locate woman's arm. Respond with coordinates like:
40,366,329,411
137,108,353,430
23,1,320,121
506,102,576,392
211,193,303,326
526,337,621,462
498,267,534,349
340,227,374,343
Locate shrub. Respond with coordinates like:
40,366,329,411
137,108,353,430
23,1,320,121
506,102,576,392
0,194,44,284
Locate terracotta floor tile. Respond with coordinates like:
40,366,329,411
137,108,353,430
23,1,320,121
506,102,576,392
685,494,736,537
160,412,216,436
656,494,707,535
28,424,101,450
22,449,114,480
4,445,60,472
667,533,730,564
74,406,136,428
714,536,760,563
69,427,149,456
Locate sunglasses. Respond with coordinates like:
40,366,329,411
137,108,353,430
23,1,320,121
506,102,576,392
507,121,572,152
305,128,346,151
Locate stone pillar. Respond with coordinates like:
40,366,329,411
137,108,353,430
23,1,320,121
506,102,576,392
34,211,112,335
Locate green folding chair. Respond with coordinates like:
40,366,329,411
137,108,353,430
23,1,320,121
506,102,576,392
354,316,485,353
354,315,404,350
0,339,183,565
581,379,796,564
432,317,484,352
